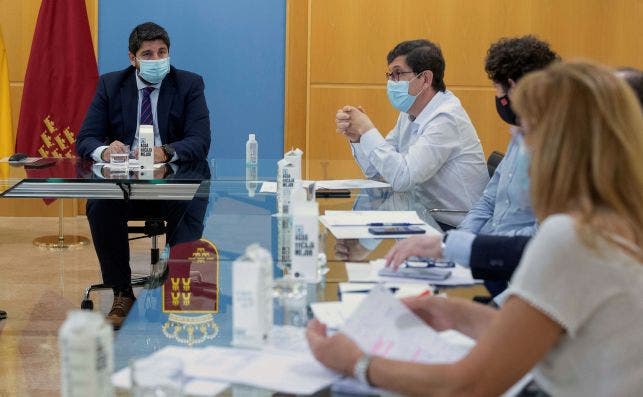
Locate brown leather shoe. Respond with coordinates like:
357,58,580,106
106,292,136,330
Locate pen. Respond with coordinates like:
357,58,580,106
367,222,411,226
341,287,399,294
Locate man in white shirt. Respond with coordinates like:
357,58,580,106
336,39,488,228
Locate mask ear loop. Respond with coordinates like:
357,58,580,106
411,71,429,97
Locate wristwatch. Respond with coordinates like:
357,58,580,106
353,354,373,386
161,144,175,161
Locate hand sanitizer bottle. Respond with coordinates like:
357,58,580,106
246,133,258,166
290,182,320,283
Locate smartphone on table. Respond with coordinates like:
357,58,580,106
368,225,426,235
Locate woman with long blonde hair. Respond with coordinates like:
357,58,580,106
307,61,643,396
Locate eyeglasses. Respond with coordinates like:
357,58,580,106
385,70,416,82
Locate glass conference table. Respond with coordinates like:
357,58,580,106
0,157,484,396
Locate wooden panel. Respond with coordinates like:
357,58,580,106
309,0,642,85
307,85,396,179
287,0,642,182
0,198,80,217
284,0,309,160
0,0,98,217
450,88,512,156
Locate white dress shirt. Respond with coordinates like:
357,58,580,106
350,90,489,226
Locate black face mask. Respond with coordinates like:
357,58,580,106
495,94,518,126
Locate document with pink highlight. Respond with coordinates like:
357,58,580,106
341,285,469,364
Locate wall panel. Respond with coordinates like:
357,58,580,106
287,0,643,180
0,0,97,216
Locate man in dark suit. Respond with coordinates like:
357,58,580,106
76,22,211,328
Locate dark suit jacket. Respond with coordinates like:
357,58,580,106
76,66,211,162
469,235,531,281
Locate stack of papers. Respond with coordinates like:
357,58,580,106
112,343,339,395
346,260,482,286
329,287,532,397
260,179,390,194
310,282,432,330
319,210,441,239
315,179,390,190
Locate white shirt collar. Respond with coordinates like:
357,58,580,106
135,72,163,91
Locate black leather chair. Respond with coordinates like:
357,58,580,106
80,218,167,310
486,150,505,178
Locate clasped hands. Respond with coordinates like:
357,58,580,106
335,105,376,143
101,140,168,163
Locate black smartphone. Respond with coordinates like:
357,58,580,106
368,225,426,235
316,189,351,198
24,158,56,169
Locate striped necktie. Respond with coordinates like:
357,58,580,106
140,86,155,125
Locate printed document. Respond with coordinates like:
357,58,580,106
346,260,481,286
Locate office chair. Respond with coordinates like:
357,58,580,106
426,150,506,220
80,218,167,310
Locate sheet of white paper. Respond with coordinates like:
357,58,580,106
185,346,339,395
94,160,166,169
260,181,277,193
339,282,432,298
112,367,230,396
343,286,470,363
310,301,359,330
315,179,390,190
113,344,338,396
322,210,425,226
319,216,441,240
345,260,481,286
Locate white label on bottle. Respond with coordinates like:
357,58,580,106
277,164,295,214
291,217,319,282
139,124,155,170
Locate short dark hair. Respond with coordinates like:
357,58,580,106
128,22,170,54
387,39,446,92
485,35,559,92
616,67,643,108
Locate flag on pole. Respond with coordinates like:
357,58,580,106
0,28,13,161
15,0,98,158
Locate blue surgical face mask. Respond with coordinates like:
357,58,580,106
386,74,424,113
137,57,170,84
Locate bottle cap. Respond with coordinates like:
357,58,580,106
249,133,256,141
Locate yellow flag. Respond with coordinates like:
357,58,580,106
0,28,13,161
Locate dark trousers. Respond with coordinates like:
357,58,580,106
86,198,207,289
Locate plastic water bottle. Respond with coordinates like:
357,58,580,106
246,133,258,165
59,310,114,397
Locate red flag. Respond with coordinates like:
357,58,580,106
15,0,97,158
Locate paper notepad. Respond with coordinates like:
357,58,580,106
322,210,424,226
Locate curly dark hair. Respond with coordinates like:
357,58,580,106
484,35,559,92
616,67,643,108
387,39,446,92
